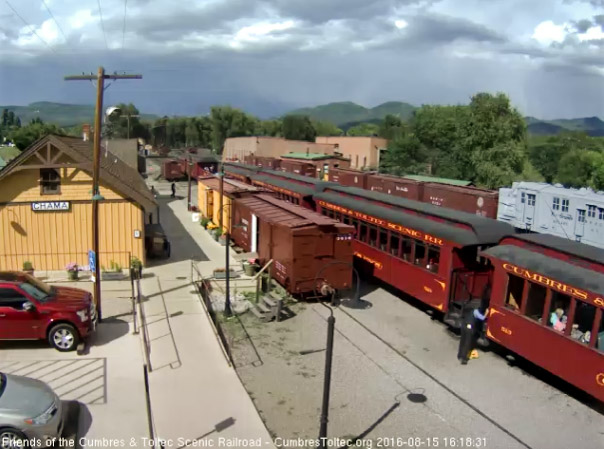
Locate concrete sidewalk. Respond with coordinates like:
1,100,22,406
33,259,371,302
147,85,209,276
142,196,276,447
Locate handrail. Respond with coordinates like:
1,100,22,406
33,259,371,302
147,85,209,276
252,259,273,282
136,275,152,372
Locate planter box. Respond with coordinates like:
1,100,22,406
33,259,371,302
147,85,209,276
102,271,125,281
67,271,79,281
213,270,237,279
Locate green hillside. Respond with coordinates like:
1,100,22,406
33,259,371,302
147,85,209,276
287,101,417,126
526,116,604,136
0,101,158,128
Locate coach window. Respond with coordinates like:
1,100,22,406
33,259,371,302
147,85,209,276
390,233,401,257
351,218,359,235
505,275,524,311
547,291,571,331
570,301,597,346
342,214,351,225
359,222,368,243
379,229,388,251
414,242,426,267
426,246,440,273
401,238,413,262
525,282,547,322
368,225,378,247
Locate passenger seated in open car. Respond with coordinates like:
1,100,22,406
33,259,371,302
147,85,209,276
550,308,566,332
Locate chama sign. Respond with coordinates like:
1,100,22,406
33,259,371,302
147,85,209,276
31,201,71,212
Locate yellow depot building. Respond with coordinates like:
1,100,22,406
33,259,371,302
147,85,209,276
0,134,156,271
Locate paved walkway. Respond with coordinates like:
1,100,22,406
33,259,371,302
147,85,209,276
142,194,276,447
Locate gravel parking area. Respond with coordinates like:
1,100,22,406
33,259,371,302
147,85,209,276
222,284,604,449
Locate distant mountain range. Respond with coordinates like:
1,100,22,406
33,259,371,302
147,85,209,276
288,101,417,129
4,101,604,137
288,101,604,136
0,102,158,128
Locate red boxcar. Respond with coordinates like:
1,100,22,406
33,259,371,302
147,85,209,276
231,194,354,295
280,159,317,178
250,174,316,209
329,168,374,189
421,183,499,218
481,233,604,402
366,174,423,201
162,160,184,181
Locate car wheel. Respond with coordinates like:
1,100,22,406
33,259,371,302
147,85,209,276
0,428,27,449
48,323,80,352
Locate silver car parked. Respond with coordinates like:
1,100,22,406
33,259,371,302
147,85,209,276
0,372,63,449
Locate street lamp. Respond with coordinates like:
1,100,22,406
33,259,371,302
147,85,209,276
313,262,361,449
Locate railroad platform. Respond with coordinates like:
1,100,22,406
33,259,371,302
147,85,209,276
140,194,276,447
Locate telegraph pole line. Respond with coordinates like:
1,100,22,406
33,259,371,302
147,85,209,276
65,67,142,322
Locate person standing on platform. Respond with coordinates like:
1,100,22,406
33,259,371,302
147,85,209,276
171,182,176,198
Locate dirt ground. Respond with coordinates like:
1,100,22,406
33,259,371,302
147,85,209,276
220,299,478,448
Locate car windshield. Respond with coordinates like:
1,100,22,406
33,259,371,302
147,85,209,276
0,373,5,399
21,273,53,295
19,276,52,302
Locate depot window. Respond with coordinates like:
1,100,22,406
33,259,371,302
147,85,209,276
505,274,524,311
40,168,60,195
553,197,560,210
561,198,569,212
588,205,596,218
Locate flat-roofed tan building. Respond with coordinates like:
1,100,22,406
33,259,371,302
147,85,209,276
222,136,337,162
315,136,388,170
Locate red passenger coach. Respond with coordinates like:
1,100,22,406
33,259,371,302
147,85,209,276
481,234,604,402
314,189,514,315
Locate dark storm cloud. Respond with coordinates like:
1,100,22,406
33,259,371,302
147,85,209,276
574,18,594,32
263,0,429,24
104,0,259,41
406,14,506,44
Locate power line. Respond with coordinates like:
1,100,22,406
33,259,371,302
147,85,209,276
97,0,108,49
40,0,67,42
4,0,56,52
122,0,128,49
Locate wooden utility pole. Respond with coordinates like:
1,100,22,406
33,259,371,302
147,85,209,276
65,67,142,321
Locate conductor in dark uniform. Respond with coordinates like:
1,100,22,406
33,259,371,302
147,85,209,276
457,285,490,365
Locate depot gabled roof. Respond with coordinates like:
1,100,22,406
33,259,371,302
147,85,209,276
0,134,157,211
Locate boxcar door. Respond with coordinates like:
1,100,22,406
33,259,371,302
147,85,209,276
251,214,259,253
522,193,536,230
575,208,586,239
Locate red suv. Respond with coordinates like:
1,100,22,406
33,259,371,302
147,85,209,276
0,272,96,351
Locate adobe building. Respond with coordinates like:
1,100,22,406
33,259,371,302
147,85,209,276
0,134,156,271
314,136,388,170
222,136,337,162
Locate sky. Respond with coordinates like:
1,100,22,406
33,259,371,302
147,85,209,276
1,0,604,119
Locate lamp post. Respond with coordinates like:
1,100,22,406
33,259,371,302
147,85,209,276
313,261,361,448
